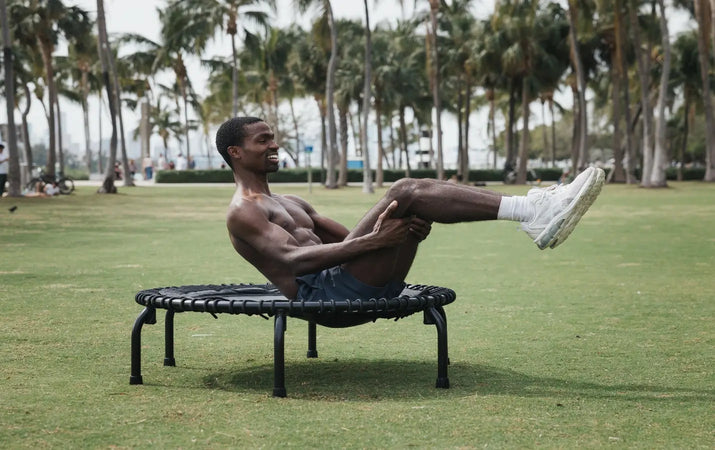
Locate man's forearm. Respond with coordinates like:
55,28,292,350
286,233,381,276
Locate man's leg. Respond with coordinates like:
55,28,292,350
343,169,605,286
343,178,506,287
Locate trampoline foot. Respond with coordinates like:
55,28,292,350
164,358,176,367
273,387,287,398
130,375,143,385
436,377,450,389
306,350,318,358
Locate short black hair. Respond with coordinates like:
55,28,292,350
215,116,263,169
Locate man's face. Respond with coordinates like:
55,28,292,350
233,121,280,173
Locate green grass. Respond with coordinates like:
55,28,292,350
1,182,713,448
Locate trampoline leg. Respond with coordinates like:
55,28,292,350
424,307,450,389
307,321,318,358
273,311,287,397
130,307,156,385
164,310,176,367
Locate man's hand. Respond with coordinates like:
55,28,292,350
371,200,432,246
408,216,432,242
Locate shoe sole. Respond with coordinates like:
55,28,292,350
533,168,605,249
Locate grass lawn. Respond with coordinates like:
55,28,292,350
0,181,713,448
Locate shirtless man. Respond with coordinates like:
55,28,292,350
217,117,605,301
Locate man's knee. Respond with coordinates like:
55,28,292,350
387,178,430,209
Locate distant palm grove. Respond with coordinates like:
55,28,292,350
1,0,715,196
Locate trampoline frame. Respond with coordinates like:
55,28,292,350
130,283,456,397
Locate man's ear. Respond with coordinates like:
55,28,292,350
227,145,241,159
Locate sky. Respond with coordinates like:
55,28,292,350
5,0,696,166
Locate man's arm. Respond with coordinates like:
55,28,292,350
228,200,413,277
284,195,349,243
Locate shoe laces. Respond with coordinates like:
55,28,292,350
528,184,560,206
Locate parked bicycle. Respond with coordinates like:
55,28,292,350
26,169,75,195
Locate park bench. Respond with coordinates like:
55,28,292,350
130,283,456,397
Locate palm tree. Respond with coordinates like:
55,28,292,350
0,0,20,197
157,1,214,161
649,0,671,187
440,0,478,183
96,0,118,193
567,0,589,174
361,0,374,194
182,0,275,117
427,0,444,180
20,0,91,178
629,0,655,186
296,0,339,188
671,31,701,180
693,0,715,181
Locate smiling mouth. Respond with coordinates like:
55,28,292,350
267,154,279,163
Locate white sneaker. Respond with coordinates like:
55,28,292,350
521,167,605,249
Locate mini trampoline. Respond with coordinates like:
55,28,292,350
130,283,456,397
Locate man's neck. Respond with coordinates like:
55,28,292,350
234,170,271,196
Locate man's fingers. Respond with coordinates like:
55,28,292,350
374,200,399,232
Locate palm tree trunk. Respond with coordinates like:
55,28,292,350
55,98,65,175
618,0,636,184
399,106,411,177
361,0,374,193
650,0,670,187
630,0,654,186
338,106,348,186
428,0,444,180
289,98,301,167
568,0,588,172
611,54,625,182
96,0,117,193
375,97,384,187
541,97,548,166
325,1,338,188
20,85,33,181
549,96,557,167
230,32,239,117
38,40,57,178
456,86,464,178
463,77,471,183
81,69,92,175
678,99,691,181
108,43,134,187
1,0,20,196
506,80,516,169
516,76,530,184
695,0,715,181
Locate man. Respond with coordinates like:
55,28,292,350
0,143,7,198
216,117,604,301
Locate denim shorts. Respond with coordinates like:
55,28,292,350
296,266,406,302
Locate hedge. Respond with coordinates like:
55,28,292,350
153,166,707,184
155,167,564,184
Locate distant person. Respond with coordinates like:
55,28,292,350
114,162,123,180
0,143,7,198
129,159,137,179
176,153,188,170
142,156,154,180
158,153,168,170
216,116,605,302
44,181,61,196
23,180,59,197
188,156,196,170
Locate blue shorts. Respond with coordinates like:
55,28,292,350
296,267,406,301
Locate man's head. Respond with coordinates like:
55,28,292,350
0,143,5,151
215,117,264,169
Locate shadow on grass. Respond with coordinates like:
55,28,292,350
200,359,714,402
